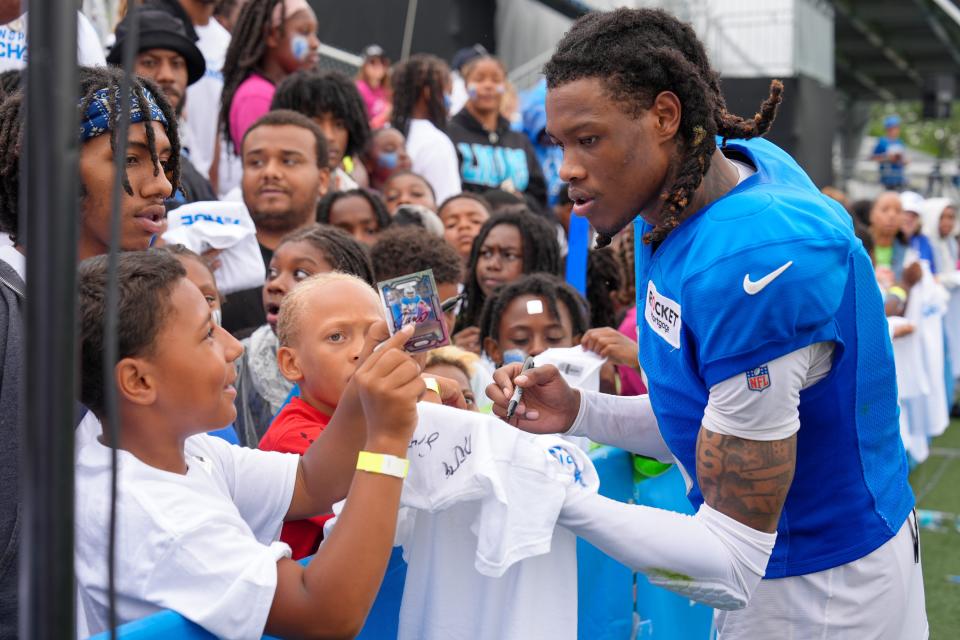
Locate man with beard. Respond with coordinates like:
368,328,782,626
108,7,216,209
220,110,331,336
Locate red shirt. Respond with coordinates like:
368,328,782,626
259,396,333,559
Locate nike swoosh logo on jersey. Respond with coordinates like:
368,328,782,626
743,261,793,295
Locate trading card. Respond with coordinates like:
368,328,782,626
377,268,451,353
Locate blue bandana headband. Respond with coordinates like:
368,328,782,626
79,86,168,143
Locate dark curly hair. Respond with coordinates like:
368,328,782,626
370,225,463,285
78,249,186,418
276,223,376,285
316,188,391,231
390,53,450,136
271,69,371,159
0,66,180,243
587,247,622,329
544,7,782,246
455,209,562,332
478,272,589,347
219,0,285,153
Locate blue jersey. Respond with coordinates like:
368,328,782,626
634,137,914,578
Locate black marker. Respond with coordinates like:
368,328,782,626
441,291,466,313
506,356,536,419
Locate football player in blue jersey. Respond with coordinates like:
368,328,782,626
487,8,927,638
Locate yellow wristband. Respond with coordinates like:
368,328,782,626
357,451,409,479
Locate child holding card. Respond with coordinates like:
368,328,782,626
260,272,465,558
75,250,424,638
235,224,375,445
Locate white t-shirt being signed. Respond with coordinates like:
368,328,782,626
395,402,597,640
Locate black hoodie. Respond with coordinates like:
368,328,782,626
0,259,23,640
447,109,547,209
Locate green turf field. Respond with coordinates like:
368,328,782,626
910,420,960,639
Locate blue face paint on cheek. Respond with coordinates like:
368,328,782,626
443,94,452,113
378,151,399,170
291,35,310,62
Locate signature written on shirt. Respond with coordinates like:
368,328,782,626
409,431,440,458
442,435,472,479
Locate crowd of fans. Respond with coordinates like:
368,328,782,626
0,1,645,637
0,0,951,637
828,185,958,463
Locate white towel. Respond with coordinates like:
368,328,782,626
162,200,265,295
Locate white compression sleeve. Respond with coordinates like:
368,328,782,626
558,491,776,610
565,390,674,462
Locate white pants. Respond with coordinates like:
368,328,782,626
716,514,928,640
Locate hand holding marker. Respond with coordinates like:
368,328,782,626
506,356,536,419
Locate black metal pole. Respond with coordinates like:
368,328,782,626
20,0,78,637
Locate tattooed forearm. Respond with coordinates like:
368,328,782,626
696,427,796,533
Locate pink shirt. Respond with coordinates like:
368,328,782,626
617,306,647,396
229,73,275,151
356,79,388,128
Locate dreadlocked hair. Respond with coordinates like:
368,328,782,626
0,66,180,243
478,272,590,347
276,223,376,286
370,225,463,284
219,0,285,153
545,7,783,246
587,247,621,329
0,91,20,240
390,53,450,136
272,70,372,158
455,209,562,332
612,223,636,307
317,188,391,231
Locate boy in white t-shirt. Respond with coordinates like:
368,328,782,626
74,249,425,639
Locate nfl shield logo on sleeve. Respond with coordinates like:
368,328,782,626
745,365,771,392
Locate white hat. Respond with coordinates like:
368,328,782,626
900,190,925,214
